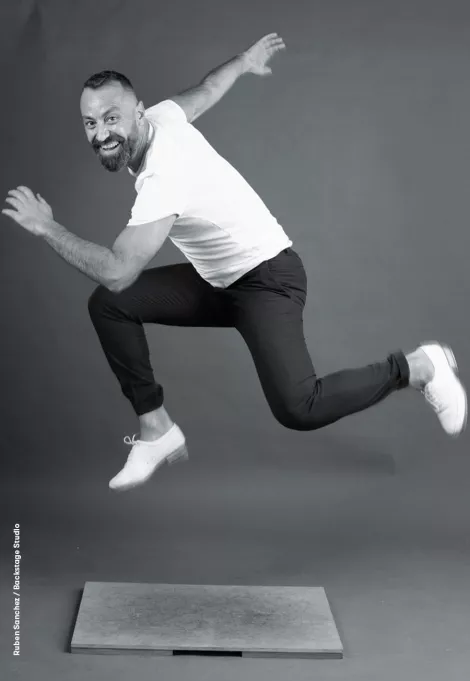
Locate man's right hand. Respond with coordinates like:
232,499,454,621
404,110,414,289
242,33,286,76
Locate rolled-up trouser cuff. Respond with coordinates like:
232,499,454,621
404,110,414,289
389,350,410,389
134,385,164,416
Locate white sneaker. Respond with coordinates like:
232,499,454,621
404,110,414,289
419,342,467,438
109,423,188,492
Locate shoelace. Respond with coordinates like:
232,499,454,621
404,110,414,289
123,434,144,463
423,386,445,413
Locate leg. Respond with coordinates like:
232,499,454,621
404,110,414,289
88,263,229,438
227,249,410,431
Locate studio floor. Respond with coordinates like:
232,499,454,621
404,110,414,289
3,414,470,681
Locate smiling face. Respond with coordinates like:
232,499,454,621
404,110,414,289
80,81,145,172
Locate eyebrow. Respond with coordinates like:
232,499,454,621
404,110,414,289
82,106,119,121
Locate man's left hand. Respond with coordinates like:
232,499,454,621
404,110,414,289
243,33,286,77
2,186,54,236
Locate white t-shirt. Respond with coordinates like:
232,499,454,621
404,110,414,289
127,100,292,288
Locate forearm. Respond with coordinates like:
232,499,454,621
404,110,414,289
199,53,249,108
41,220,122,289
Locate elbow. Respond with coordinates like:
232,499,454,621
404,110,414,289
107,280,125,293
106,270,140,293
105,271,125,293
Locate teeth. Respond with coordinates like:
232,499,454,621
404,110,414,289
102,142,119,150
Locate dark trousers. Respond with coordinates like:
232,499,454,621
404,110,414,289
87,248,410,430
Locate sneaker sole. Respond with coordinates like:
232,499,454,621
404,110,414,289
167,444,189,465
441,343,458,375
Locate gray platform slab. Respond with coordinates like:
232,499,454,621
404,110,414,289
71,582,343,658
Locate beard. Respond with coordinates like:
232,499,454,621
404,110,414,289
93,135,135,172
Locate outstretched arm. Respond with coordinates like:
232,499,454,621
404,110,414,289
172,32,286,123
2,186,175,292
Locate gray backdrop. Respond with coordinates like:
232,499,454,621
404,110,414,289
2,1,470,680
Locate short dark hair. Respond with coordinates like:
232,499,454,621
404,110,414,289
83,70,135,95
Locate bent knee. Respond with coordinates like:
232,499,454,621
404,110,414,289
272,401,322,432
87,284,114,317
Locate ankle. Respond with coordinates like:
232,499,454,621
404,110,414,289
139,407,174,441
406,348,435,390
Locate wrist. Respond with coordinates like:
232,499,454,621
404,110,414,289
40,218,63,240
238,52,251,74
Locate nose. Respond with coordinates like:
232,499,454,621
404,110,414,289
94,124,111,144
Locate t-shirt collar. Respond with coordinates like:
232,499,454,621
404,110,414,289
128,118,155,177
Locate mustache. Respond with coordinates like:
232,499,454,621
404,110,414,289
93,136,124,150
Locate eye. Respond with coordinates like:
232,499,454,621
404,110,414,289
107,116,118,123
85,121,95,128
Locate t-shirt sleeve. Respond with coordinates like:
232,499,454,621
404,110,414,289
127,173,186,226
144,99,187,124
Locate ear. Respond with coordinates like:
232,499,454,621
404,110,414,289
136,101,145,122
